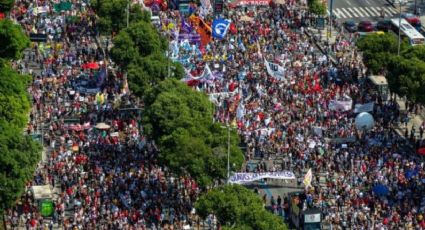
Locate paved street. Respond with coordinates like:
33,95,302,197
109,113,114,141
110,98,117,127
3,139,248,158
330,0,401,21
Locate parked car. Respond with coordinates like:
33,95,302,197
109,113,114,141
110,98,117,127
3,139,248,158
343,20,357,32
376,20,392,32
358,20,374,32
401,13,421,28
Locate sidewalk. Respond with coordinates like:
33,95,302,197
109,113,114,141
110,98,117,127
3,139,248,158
304,25,340,64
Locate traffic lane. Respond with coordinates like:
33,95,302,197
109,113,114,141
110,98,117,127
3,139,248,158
333,0,393,9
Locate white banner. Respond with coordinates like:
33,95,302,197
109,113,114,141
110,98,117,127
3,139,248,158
229,171,296,184
264,59,285,80
354,102,374,113
329,97,352,112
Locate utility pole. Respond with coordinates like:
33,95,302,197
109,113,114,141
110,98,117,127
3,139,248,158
329,0,334,53
398,0,403,56
127,0,130,28
227,124,230,183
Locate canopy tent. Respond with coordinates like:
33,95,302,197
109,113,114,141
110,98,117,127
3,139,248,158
31,185,53,200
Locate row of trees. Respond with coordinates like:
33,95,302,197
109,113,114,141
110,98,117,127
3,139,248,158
356,33,425,103
0,14,42,213
96,1,286,229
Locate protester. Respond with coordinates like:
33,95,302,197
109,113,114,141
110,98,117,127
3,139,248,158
6,0,425,229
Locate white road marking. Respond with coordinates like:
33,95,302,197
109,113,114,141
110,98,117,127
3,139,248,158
351,7,364,17
369,7,381,16
357,7,370,17
363,7,377,17
341,8,353,18
333,9,344,18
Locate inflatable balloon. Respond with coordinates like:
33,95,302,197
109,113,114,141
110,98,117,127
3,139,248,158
355,112,375,131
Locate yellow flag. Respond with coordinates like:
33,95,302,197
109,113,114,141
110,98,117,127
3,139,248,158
303,169,312,188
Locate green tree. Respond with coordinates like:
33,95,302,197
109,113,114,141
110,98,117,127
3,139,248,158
144,79,243,186
386,55,425,103
0,0,14,12
0,65,41,213
401,45,425,61
195,185,288,230
0,65,31,128
0,128,41,212
307,0,327,16
0,19,30,60
91,0,151,34
356,33,406,74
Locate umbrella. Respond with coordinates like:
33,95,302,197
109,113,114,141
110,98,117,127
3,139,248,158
373,184,389,196
82,62,100,69
417,147,425,155
95,122,110,130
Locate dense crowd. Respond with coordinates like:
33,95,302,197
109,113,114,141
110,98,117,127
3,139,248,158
162,1,425,229
7,0,204,229
5,0,425,229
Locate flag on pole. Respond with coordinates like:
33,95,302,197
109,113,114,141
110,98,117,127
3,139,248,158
303,168,313,188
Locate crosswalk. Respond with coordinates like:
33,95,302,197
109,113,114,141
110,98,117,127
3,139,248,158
329,6,399,19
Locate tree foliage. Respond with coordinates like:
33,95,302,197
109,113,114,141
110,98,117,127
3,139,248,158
91,0,151,34
356,33,425,103
0,19,30,60
144,79,244,186
0,0,14,12
0,65,42,212
307,0,327,16
110,20,183,96
195,185,288,230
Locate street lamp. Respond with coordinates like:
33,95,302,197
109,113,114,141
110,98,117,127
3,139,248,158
397,0,404,56
220,123,231,183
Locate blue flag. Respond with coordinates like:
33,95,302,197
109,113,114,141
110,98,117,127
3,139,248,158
181,19,192,34
212,19,231,39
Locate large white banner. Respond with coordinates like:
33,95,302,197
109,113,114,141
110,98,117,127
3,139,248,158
354,102,374,113
329,97,352,112
264,59,285,80
229,171,296,184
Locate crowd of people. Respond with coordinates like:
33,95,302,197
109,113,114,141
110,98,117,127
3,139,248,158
7,0,206,229
4,0,425,229
162,0,425,229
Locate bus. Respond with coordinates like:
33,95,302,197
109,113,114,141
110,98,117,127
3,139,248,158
391,18,425,46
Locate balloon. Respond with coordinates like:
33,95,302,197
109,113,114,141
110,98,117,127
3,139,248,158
355,112,374,131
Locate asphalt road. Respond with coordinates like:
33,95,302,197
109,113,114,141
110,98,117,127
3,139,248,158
330,0,401,22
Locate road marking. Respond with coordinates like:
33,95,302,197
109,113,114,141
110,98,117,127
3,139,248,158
362,7,376,17
369,7,381,16
332,9,342,18
341,8,353,18
386,7,398,14
350,8,363,17
357,7,370,17
385,7,397,16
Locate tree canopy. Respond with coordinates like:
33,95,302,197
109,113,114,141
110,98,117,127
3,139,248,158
91,0,151,34
0,0,14,12
0,19,30,60
110,20,183,97
195,185,288,230
356,32,425,103
307,0,327,16
143,79,244,186
0,64,42,212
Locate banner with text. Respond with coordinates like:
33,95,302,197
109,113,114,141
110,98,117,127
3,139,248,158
264,59,285,80
354,102,374,113
229,171,296,184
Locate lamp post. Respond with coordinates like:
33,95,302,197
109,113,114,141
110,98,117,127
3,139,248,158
227,124,230,183
127,0,130,28
398,0,404,56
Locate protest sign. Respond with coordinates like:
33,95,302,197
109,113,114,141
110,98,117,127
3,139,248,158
354,102,374,113
229,171,296,184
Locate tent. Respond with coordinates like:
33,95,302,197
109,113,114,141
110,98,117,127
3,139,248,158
31,185,53,200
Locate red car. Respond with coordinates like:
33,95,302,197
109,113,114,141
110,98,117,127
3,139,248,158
358,21,374,32
401,13,421,28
